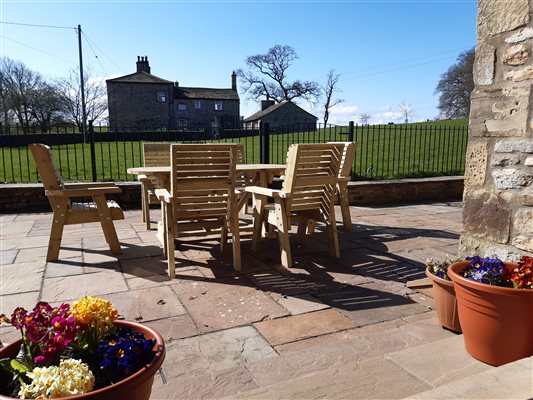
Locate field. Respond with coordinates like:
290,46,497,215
0,119,469,183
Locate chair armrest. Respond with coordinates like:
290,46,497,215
155,188,171,203
244,186,286,198
64,182,119,189
46,186,122,197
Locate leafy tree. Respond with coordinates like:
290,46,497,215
398,101,413,123
56,67,107,130
31,84,65,132
435,48,475,119
236,45,320,104
322,69,344,125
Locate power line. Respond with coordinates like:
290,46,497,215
0,20,75,30
81,30,109,76
0,34,75,65
340,56,457,81
82,31,126,75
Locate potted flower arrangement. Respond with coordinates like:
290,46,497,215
425,257,461,333
0,296,165,399
448,255,533,366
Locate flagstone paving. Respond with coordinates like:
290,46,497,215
1,202,529,399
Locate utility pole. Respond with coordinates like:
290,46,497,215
78,24,88,142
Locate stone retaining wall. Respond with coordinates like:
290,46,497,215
460,0,533,259
0,177,464,214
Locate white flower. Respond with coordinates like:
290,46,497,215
19,358,95,399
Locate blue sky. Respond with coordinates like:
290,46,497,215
0,0,477,125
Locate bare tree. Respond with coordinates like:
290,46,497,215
236,45,320,104
434,48,475,119
0,57,46,132
322,69,344,125
31,84,65,132
359,112,370,125
398,101,413,123
56,67,107,129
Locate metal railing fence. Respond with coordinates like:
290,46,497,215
0,121,468,184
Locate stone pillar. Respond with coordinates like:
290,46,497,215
460,0,533,259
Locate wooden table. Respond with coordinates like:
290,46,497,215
127,164,285,191
127,163,286,224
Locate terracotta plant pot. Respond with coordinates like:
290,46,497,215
425,267,461,333
448,261,533,367
0,320,165,400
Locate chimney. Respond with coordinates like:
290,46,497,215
136,56,151,74
231,71,237,91
261,100,275,111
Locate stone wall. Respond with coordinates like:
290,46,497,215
0,177,463,214
460,0,533,259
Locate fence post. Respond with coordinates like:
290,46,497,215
260,122,270,164
88,120,97,182
348,121,354,143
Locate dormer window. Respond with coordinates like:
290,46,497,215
157,91,166,103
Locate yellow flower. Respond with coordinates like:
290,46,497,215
18,359,95,399
70,296,119,327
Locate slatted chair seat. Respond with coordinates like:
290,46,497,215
29,143,124,261
245,143,343,269
157,143,241,278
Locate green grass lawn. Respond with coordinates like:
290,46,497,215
0,119,469,183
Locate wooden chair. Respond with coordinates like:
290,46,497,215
245,143,343,269
156,143,241,278
29,143,124,261
328,141,356,231
139,143,171,230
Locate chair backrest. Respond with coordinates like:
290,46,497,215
29,144,67,210
29,144,65,191
143,143,171,167
169,143,238,225
282,143,343,214
327,141,356,179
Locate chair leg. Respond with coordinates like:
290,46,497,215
274,199,292,268
143,187,152,230
220,217,228,253
296,217,309,244
338,183,352,231
327,205,340,259
164,203,176,279
251,193,266,252
46,200,68,262
229,208,241,271
93,195,122,255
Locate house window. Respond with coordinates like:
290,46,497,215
177,103,187,111
214,101,223,111
194,100,202,109
178,119,187,130
157,91,166,103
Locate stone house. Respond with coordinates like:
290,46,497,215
106,57,240,131
243,100,317,131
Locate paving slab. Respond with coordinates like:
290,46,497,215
254,308,356,346
406,356,533,400
40,270,129,302
144,314,200,342
152,364,258,400
268,293,330,315
171,276,288,332
0,261,45,295
101,286,186,322
228,357,430,400
386,334,493,387
162,325,277,380
316,284,428,326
